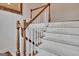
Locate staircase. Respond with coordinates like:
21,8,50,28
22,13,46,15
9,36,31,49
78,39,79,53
16,3,79,56
37,21,79,56
2,20,79,56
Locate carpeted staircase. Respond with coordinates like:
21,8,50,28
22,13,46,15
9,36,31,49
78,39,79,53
37,21,79,56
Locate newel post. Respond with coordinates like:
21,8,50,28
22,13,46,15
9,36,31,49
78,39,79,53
23,20,26,56
30,9,32,19
48,3,51,22
16,21,20,56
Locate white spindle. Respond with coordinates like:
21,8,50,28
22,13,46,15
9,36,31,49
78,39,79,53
28,25,31,56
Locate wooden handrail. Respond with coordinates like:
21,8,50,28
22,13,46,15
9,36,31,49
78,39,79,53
20,3,50,32
30,3,51,23
31,4,47,11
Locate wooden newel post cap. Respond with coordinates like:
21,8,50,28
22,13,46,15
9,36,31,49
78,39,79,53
23,20,26,24
23,20,29,30
23,20,27,30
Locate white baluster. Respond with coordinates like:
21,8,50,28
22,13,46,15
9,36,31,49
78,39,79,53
28,26,31,56
30,25,33,56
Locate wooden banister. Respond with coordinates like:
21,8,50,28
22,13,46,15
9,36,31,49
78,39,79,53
21,3,50,36
28,4,49,27
31,4,47,11
16,3,51,56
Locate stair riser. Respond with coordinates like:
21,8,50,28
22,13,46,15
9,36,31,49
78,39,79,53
46,28,79,35
48,21,79,28
39,40,79,56
44,32,79,46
